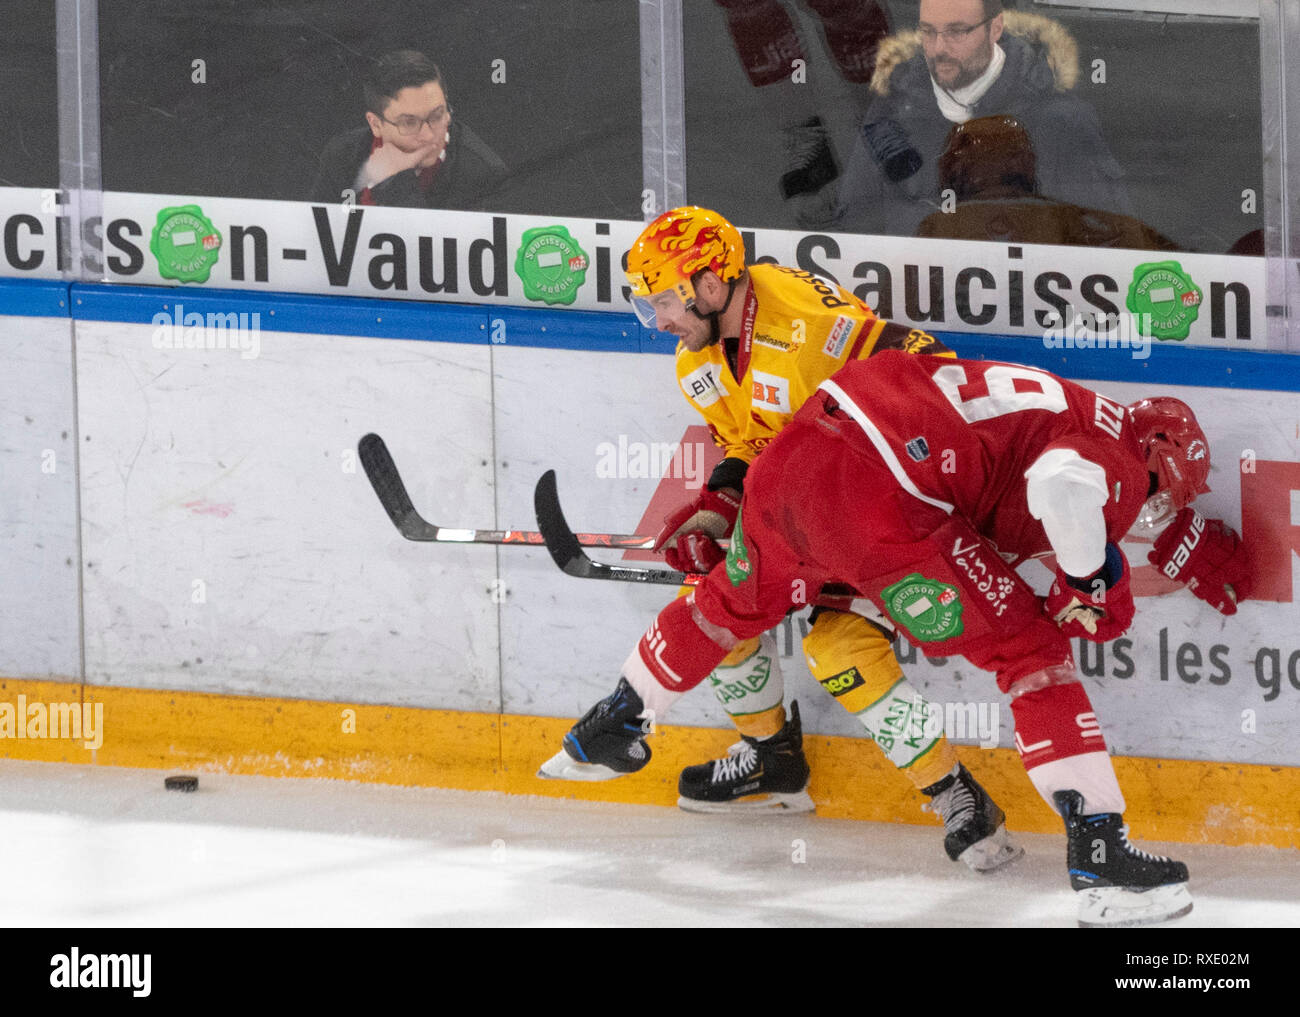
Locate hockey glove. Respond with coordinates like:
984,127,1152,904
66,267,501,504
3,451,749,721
1045,543,1135,642
1148,508,1252,615
653,487,741,575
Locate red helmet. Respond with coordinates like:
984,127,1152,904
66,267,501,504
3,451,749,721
1128,397,1211,510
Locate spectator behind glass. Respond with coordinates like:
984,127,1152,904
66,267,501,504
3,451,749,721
917,114,1175,250
312,50,508,210
833,0,1131,238
710,0,891,228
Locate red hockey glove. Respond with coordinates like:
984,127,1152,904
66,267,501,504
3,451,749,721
653,487,741,575
1045,544,1135,642
1148,508,1253,615
664,532,728,575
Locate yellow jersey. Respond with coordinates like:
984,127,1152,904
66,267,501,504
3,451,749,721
675,263,945,464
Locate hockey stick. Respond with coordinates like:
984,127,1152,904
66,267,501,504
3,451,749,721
534,469,698,585
533,469,869,615
358,433,657,548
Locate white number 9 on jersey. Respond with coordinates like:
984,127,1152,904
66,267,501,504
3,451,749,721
930,363,1068,423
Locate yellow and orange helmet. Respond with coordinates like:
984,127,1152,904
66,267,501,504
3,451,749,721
625,207,746,329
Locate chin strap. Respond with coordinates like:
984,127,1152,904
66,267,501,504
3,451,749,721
689,278,738,347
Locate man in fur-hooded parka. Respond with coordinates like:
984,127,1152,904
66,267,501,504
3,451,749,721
833,1,1131,237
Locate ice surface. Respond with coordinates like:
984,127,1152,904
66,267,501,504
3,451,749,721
0,759,1294,927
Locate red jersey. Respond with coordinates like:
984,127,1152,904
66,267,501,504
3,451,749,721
817,352,1149,565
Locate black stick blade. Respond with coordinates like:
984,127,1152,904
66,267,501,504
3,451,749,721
534,470,690,586
358,433,438,540
534,469,585,573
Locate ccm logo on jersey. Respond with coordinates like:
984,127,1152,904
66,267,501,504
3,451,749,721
1160,510,1205,580
750,370,792,413
823,316,856,358
680,363,725,408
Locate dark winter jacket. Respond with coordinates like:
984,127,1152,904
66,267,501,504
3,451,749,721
310,118,509,210
833,11,1131,237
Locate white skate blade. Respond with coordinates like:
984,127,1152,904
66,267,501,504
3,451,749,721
956,824,1025,872
676,790,815,815
1077,883,1193,928
536,749,625,782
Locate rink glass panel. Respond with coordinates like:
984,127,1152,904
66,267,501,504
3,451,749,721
0,0,1284,337
0,0,57,190
683,1,1263,257
96,0,642,219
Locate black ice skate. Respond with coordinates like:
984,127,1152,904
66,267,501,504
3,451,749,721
676,701,814,814
537,678,651,781
922,764,1024,872
1054,790,1193,928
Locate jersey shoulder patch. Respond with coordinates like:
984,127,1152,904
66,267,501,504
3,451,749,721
822,315,859,358
870,322,947,357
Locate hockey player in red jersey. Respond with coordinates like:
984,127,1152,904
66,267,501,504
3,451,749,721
541,205,1021,874
549,352,1251,927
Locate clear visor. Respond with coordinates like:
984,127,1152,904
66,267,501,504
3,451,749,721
1127,490,1176,538
630,288,692,331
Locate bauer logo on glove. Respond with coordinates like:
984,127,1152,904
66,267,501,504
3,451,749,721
1148,507,1252,615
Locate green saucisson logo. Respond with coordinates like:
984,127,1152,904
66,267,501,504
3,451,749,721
882,573,964,642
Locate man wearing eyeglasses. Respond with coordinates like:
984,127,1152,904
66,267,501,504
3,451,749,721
833,0,1131,238
312,50,507,210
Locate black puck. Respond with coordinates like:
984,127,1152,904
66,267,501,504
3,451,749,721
164,775,199,792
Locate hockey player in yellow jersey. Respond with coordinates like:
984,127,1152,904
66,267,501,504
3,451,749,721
539,207,1021,871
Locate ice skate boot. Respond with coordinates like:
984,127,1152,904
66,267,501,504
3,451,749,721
1054,790,1193,928
677,701,814,813
779,116,841,230
537,678,651,781
922,763,1024,872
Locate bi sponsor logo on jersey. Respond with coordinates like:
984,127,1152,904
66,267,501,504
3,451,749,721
750,369,792,414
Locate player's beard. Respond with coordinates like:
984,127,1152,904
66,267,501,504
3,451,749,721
677,316,718,352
